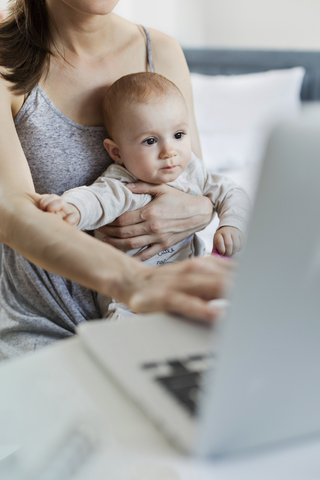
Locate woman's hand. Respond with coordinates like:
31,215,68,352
97,182,213,261
115,255,235,322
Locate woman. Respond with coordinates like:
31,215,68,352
0,0,232,359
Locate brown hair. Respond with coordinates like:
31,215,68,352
103,72,184,140
0,0,52,95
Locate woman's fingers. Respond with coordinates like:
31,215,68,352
102,231,199,260
126,181,168,196
103,234,152,252
163,268,231,300
127,258,235,321
102,209,144,228
110,256,235,322
134,243,170,261
130,290,221,322
99,221,149,239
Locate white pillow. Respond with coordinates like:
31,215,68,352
191,68,305,173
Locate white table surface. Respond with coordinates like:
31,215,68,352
1,336,320,480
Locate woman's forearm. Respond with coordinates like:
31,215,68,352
3,193,146,300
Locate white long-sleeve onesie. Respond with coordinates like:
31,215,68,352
62,152,251,318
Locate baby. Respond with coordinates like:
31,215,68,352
40,72,251,319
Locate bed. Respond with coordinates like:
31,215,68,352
183,48,320,101
0,48,320,263
183,48,320,252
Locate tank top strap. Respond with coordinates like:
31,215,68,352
141,26,154,73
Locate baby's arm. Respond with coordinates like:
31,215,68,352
197,159,251,257
39,166,152,231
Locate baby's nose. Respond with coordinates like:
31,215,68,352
159,141,176,159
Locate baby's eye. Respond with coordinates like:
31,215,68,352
143,137,157,145
174,132,185,140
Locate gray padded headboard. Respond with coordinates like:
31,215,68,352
183,48,320,101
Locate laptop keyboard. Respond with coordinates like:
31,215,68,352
141,353,214,415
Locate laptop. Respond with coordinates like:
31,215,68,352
77,106,320,458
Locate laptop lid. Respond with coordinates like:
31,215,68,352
196,106,320,457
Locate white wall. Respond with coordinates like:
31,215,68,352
114,0,208,47
115,0,320,50
204,0,320,50
1,0,320,50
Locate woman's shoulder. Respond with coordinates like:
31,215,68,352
145,28,191,100
111,17,188,79
147,28,187,73
147,28,182,50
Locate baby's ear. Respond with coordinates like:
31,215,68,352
103,138,122,164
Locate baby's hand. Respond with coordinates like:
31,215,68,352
39,194,80,226
213,226,245,257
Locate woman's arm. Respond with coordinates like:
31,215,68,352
98,30,213,260
0,77,231,322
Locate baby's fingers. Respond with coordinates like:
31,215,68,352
214,232,235,257
39,194,75,220
223,233,234,257
231,231,245,255
214,232,226,256
63,212,80,226
39,194,80,226
39,194,55,211
39,194,64,212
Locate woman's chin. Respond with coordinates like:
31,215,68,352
61,0,120,16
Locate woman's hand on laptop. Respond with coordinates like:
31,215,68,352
118,256,234,322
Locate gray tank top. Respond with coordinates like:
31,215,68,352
0,27,154,359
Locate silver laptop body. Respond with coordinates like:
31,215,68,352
78,106,320,458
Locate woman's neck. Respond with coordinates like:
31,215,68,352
46,0,117,59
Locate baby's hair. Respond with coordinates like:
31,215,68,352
103,72,185,140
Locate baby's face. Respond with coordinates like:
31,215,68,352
113,94,191,184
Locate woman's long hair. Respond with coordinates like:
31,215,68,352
0,0,52,95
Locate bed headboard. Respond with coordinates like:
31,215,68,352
183,49,320,101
